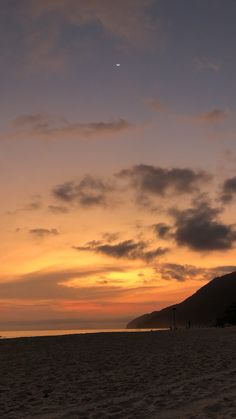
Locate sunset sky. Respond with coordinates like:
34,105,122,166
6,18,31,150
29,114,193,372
1,0,236,330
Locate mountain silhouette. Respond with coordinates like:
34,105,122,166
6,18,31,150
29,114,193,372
127,271,236,329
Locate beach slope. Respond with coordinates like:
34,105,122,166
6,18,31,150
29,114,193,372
0,328,236,418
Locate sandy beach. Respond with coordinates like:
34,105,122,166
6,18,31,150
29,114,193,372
0,328,236,419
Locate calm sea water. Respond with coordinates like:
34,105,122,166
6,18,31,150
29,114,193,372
0,328,167,339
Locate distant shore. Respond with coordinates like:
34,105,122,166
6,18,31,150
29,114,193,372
1,328,236,418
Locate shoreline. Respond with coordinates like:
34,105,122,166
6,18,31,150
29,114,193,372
1,325,234,341
0,327,168,341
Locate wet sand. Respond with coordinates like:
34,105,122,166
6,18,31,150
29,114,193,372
0,328,236,418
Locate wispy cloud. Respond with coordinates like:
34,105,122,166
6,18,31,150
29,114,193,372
48,205,69,214
0,266,126,300
25,25,67,73
194,57,221,73
29,228,59,238
145,97,168,112
0,266,155,301
185,108,228,125
3,113,133,142
14,0,164,73
6,198,42,216
28,0,160,49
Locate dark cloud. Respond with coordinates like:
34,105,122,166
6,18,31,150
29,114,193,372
153,223,172,239
29,228,59,237
221,176,236,203
172,202,236,251
117,164,210,197
53,175,114,208
155,263,236,282
74,239,168,262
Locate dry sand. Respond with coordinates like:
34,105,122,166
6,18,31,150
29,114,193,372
0,328,236,418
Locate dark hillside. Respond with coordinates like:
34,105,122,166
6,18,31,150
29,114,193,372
127,271,236,328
